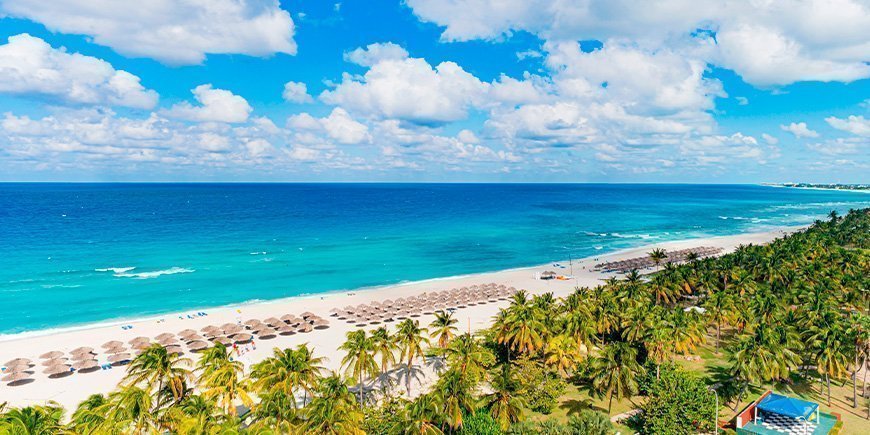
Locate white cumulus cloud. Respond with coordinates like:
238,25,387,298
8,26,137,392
780,122,819,138
288,108,370,144
0,33,158,109
282,81,313,103
825,115,870,137
0,0,297,65
163,85,252,123
344,42,409,67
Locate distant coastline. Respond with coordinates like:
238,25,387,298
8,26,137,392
764,182,870,192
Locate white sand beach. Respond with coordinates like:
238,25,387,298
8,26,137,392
0,227,801,411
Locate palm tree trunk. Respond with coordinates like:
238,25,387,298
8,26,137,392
716,321,721,353
827,373,832,406
656,364,660,380
608,393,614,414
406,357,413,396
855,353,860,408
359,372,364,407
734,383,746,411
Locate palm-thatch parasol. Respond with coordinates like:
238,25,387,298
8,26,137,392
108,353,132,363
155,333,175,341
4,358,31,366
43,364,71,376
5,363,31,373
312,318,330,329
157,336,178,346
71,346,94,355
187,340,209,351
71,352,95,361
104,346,127,354
178,329,198,338
243,319,263,327
102,340,123,349
2,372,30,382
200,325,219,333
131,341,151,350
130,336,150,345
212,337,232,346
298,323,313,333
40,351,64,359
73,359,99,370
300,311,316,319
263,317,282,326
232,333,253,343
42,357,68,366
164,345,183,355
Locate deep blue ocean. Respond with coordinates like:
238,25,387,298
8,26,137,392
1,183,867,335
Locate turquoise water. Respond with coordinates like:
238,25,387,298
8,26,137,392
1,183,867,335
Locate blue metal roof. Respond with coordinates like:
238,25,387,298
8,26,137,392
757,393,819,420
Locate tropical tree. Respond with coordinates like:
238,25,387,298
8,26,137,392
432,368,476,431
544,333,582,375
483,364,526,430
371,326,398,392
395,318,430,396
0,402,64,435
250,344,325,408
339,329,379,407
443,332,494,383
69,394,108,434
394,395,443,435
304,373,365,434
123,344,192,406
702,289,735,352
430,310,459,349
196,343,252,415
649,248,668,271
496,291,546,357
590,342,643,413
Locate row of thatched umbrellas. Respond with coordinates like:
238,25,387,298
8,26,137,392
2,312,331,387
594,246,723,273
332,283,517,325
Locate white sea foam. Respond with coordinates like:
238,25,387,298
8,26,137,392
249,251,267,255
114,267,195,279
95,267,136,274
610,232,658,239
41,284,83,289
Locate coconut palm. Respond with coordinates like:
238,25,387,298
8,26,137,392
196,343,252,416
443,332,494,383
304,373,364,435
395,395,443,435
102,385,157,433
339,329,379,406
395,318,430,396
430,310,459,349
123,344,192,405
0,402,64,435
544,333,582,376
249,390,300,432
649,248,667,271
811,324,853,406
484,364,526,431
250,344,325,408
589,341,642,413
69,394,107,434
702,289,735,352
497,291,546,356
371,326,398,391
432,368,476,430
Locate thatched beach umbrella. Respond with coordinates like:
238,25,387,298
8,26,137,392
42,357,68,366
131,341,151,350
40,351,63,359
278,325,295,335
256,328,277,339
155,332,175,341
157,337,178,346
243,319,262,327
73,360,99,371
232,333,253,343
263,317,282,326
4,358,31,366
102,340,123,349
104,346,127,354
201,325,219,333
298,323,313,333
71,352,94,361
280,314,298,322
187,340,209,351
130,337,150,345
178,329,197,338
5,363,31,373
312,318,330,330
108,353,132,363
164,345,183,355
71,346,94,355
43,364,71,376
220,323,238,330
212,337,232,346
2,372,30,383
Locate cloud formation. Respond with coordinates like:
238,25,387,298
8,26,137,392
0,0,297,65
163,85,252,123
0,34,158,109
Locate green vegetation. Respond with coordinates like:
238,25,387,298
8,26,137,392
1,209,868,434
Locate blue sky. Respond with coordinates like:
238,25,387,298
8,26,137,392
0,0,867,182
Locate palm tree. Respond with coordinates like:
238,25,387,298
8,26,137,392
196,343,252,416
371,326,398,392
340,329,379,406
395,318,430,396
703,289,735,352
649,248,668,271
395,395,443,435
249,390,300,432
443,332,494,383
251,344,325,408
484,364,526,431
590,342,642,414
432,368,476,431
69,394,107,433
545,334,582,376
123,344,192,406
0,402,64,435
102,385,157,433
165,394,230,434
497,291,546,356
430,310,459,349
304,373,365,435
812,325,852,406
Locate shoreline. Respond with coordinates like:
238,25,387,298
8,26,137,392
0,225,806,342
0,225,803,410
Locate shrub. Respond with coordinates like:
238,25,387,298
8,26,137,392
567,409,613,435
460,410,503,435
513,358,566,414
639,366,716,434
